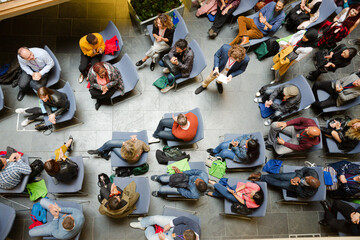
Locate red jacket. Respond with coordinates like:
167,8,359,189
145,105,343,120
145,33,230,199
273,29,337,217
283,117,320,151
172,112,198,141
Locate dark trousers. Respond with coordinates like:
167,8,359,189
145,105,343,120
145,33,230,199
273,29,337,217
18,71,48,92
324,200,360,235
79,51,103,76
153,118,178,140
89,87,117,103
312,81,338,109
310,69,323,80
211,7,236,33
100,183,112,201
25,107,46,120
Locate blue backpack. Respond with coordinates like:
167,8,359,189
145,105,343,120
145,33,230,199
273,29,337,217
31,202,47,223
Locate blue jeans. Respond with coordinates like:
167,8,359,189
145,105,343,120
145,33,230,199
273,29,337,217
156,174,180,195
140,215,176,240
153,118,178,141
97,139,124,159
260,172,297,191
212,183,238,202
213,140,236,160
158,60,182,86
29,199,58,237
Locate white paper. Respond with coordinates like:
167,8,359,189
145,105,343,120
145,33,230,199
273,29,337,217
217,74,228,84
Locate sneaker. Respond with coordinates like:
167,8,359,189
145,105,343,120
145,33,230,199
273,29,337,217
137,217,143,222
160,84,175,93
67,135,74,152
255,92,261,97
254,97,263,103
148,137,160,144
152,191,160,197
130,222,145,230
135,60,145,67
162,68,170,74
150,175,159,181
21,118,35,127
15,107,29,114
264,119,272,126
78,74,84,83
270,80,278,84
195,86,206,95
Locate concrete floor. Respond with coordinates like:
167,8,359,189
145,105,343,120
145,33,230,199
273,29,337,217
0,0,359,239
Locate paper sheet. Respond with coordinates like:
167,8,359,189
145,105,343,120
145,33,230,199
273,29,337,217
217,73,228,84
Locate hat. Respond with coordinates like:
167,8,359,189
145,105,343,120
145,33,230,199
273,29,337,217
283,86,299,97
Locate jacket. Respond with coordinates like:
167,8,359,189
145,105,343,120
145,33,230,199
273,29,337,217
293,167,319,198
168,46,194,77
253,2,286,35
44,90,70,117
332,73,360,106
214,44,250,78
52,158,78,183
171,216,201,240
152,24,175,47
79,33,106,57
48,207,84,239
230,134,251,162
177,169,208,199
278,30,314,62
268,84,301,114
333,161,360,197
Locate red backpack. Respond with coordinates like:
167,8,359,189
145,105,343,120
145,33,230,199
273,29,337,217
29,214,44,229
105,36,120,55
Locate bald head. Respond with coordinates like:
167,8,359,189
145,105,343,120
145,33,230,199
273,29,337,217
306,126,320,137
18,47,34,61
305,176,320,189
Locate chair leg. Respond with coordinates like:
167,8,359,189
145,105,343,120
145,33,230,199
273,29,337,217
0,195,31,210
220,212,252,221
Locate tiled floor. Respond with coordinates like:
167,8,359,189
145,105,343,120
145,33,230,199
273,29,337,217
0,0,359,239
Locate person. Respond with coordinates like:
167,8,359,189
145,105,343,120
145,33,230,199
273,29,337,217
29,198,85,239
136,14,174,71
0,150,31,190
206,134,260,163
17,47,54,101
98,181,140,218
230,0,285,46
319,200,360,235
158,39,194,93
207,0,240,38
195,44,249,95
207,179,264,209
321,118,360,152
196,0,218,18
285,0,322,32
44,136,78,184
87,134,150,162
130,215,201,240
149,112,198,143
312,72,360,111
254,84,301,125
151,166,208,199
317,5,360,49
307,44,357,81
249,167,320,198
15,86,70,127
87,62,124,110
78,33,105,83
265,117,321,155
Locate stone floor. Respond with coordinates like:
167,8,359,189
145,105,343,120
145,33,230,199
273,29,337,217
0,0,360,239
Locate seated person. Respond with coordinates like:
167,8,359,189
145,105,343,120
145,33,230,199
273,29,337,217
87,62,124,110
87,134,150,162
78,33,105,83
319,200,360,236
0,148,31,190
249,167,320,198
206,134,260,163
158,39,194,93
312,72,360,111
17,47,54,101
265,117,321,155
16,86,70,127
254,84,301,126
149,112,198,143
29,198,85,239
230,0,285,46
207,179,264,210
130,215,201,240
151,166,208,199
98,180,140,218
321,117,360,152
285,0,322,31
44,136,78,184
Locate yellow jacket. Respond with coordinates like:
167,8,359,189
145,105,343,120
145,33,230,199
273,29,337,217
273,45,296,76
79,33,106,57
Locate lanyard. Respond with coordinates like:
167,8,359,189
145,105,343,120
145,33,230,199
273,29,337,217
29,59,40,69
159,28,166,38
346,175,358,182
300,130,310,138
344,84,355,89
227,57,236,68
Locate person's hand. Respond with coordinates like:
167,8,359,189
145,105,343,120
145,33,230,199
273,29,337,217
226,75,232,83
231,140,239,147
158,232,166,240
9,152,21,162
130,135,137,141
163,224,171,233
48,113,56,124
330,120,341,129
336,85,343,92
300,2,305,10
213,67,219,76
277,122,287,130
227,187,235,194
324,55,332,59
32,72,42,81
339,175,347,183
221,7,229,15
220,2,226,10
291,177,301,186
101,85,109,95
156,35,162,42
172,166,181,173
259,15,266,24
98,48,103,54
172,114,178,122
92,49,97,54
324,62,332,68
351,212,360,224
334,28,340,33
265,100,273,108
277,137,285,145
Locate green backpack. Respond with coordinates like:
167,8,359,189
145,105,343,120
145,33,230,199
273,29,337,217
153,76,169,89
163,145,183,159
209,160,226,179
133,163,149,176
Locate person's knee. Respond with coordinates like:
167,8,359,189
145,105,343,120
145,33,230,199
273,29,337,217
270,121,279,129
238,16,246,23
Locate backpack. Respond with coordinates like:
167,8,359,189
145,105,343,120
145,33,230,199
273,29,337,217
153,76,169,90
169,173,189,188
29,159,44,182
133,163,149,176
31,202,47,224
231,202,253,215
209,160,226,179
104,35,120,55
163,146,183,159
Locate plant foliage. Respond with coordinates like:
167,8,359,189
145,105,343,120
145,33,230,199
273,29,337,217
130,0,182,21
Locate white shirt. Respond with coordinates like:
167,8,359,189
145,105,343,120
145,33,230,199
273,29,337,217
17,47,54,76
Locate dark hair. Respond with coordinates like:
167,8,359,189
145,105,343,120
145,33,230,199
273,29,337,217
196,180,207,192
175,39,188,50
37,87,54,98
183,229,196,240
253,188,264,206
86,34,97,44
0,158,4,170
347,48,357,59
247,139,260,162
62,216,75,230
108,197,121,210
44,159,60,176
277,0,286,4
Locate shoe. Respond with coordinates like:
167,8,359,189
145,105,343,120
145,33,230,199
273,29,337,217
270,67,275,71
240,36,250,46
318,219,329,227
12,79,18,88
152,191,160,197
255,91,261,97
148,137,160,144
21,118,35,127
248,172,261,181
150,175,159,181
320,200,331,211
135,60,144,67
216,82,223,94
254,97,263,103
265,143,273,151
150,61,155,71
306,75,316,81
87,149,100,155
264,119,272,126
130,222,145,230
270,80,278,84
208,28,214,37
263,135,268,141
137,217,143,222
206,148,214,154
160,84,174,93
17,91,25,101
67,135,74,152
162,68,170,74
95,101,101,111
78,74,84,83
195,86,206,95
101,152,110,160
15,107,29,114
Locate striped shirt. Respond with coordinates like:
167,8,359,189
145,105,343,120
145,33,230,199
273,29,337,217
0,159,31,190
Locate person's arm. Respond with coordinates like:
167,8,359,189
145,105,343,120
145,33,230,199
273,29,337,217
97,34,106,53
267,8,284,32
16,159,32,175
231,145,247,159
177,187,199,199
213,46,224,69
176,51,194,72
39,51,55,76
88,72,103,91
184,169,204,176
105,63,121,89
52,93,70,117
228,55,249,77
168,46,176,59
349,19,360,34
331,130,342,143
163,28,174,44
172,216,199,230
338,87,360,103
283,140,314,151
79,38,94,57
142,141,150,152
268,86,283,101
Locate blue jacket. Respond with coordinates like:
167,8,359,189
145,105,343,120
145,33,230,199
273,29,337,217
49,207,85,239
177,169,208,199
331,160,360,197
253,2,285,35
231,134,252,162
213,44,249,78
172,216,201,239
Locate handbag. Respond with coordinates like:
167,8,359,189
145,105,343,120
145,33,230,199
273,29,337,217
230,202,253,215
162,54,181,75
209,160,226,179
153,76,169,90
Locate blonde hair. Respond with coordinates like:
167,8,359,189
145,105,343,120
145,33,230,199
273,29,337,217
228,45,246,62
154,14,174,29
345,119,360,140
121,140,136,160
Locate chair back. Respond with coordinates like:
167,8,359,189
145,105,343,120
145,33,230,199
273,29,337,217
100,20,123,62
0,202,16,240
0,85,4,111
173,9,189,44
232,0,258,16
44,45,61,88
163,206,201,224
307,0,337,29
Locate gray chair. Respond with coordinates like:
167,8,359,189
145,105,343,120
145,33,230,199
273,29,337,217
163,107,204,147
337,201,360,236
224,132,266,170
44,45,61,88
281,165,326,202
223,178,268,217
0,155,30,194
111,53,141,104
45,156,85,197
232,0,258,18
0,85,4,111
307,0,337,29
110,130,149,167
163,206,200,225
0,202,16,240
99,20,123,62
113,176,150,216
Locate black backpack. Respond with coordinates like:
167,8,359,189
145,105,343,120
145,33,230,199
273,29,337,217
29,159,44,182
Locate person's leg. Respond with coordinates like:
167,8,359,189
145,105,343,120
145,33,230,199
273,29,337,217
212,183,238,202
325,200,356,234
97,139,124,152
319,95,338,109
158,185,180,195
79,51,91,76
39,198,56,211
90,54,103,66
140,215,176,228
270,111,283,121
153,118,175,138
331,200,356,221
216,149,236,160
54,144,68,160
18,71,32,92
25,107,45,120
166,73,182,86
273,136,298,155
230,16,249,45
211,8,235,33
260,172,296,190
245,19,264,39
267,123,295,145
312,81,334,101
213,140,231,154
29,74,48,90
29,222,54,237
202,70,218,88
158,60,165,67
156,174,171,184
144,226,159,240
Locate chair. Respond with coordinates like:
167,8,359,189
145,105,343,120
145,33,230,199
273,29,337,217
223,178,268,218
337,201,360,236
45,156,86,197
231,0,258,18
110,130,149,168
113,176,150,216
99,20,123,62
163,107,204,147
224,132,266,171
281,165,326,202
44,45,61,88
163,206,200,225
0,155,30,194
111,53,141,104
307,0,337,29
0,85,4,111
147,9,189,47
0,202,16,240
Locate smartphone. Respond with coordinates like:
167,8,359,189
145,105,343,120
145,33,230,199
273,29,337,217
213,72,218,77
228,144,233,150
